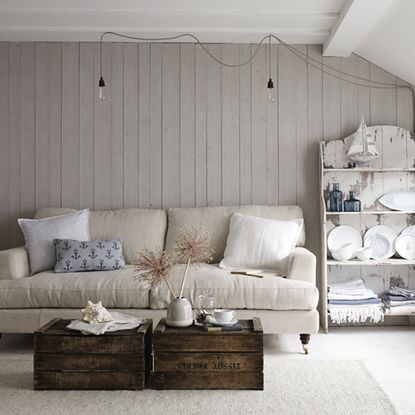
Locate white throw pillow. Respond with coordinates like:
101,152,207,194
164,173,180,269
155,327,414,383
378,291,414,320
18,209,90,275
219,213,303,273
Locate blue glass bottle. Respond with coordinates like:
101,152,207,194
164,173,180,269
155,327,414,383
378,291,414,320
344,191,361,212
329,183,343,212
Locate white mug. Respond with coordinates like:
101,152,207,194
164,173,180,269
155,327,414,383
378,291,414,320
214,309,236,324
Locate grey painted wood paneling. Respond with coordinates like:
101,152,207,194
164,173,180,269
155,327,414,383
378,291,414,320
0,42,413,279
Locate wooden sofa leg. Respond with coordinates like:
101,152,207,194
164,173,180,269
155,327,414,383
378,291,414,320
300,334,310,354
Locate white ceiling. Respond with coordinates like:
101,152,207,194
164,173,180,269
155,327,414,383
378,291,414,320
0,0,345,43
0,0,413,85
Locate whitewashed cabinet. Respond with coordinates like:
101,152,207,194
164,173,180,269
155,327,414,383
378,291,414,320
320,126,415,332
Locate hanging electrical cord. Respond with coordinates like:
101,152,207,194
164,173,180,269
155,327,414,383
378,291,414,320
98,31,414,128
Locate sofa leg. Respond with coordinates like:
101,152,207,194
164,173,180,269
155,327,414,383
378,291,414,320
300,333,310,354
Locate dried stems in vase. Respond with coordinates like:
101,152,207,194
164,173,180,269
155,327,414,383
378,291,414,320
174,226,214,298
134,249,176,299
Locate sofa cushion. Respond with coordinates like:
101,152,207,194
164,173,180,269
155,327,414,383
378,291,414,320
165,205,305,263
54,239,126,273
0,266,149,308
34,207,167,264
149,263,318,311
18,209,90,275
219,213,303,273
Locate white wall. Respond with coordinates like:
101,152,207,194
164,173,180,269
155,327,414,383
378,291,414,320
0,42,413,274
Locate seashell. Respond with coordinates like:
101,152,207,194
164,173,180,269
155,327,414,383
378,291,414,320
81,300,113,324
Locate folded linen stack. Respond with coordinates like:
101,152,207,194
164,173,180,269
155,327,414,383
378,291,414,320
383,286,415,316
328,278,384,324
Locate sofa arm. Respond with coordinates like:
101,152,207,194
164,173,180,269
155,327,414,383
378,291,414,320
287,247,316,285
0,246,30,280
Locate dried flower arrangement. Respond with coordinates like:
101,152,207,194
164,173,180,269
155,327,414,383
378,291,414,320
134,226,213,300
134,249,176,298
174,226,214,298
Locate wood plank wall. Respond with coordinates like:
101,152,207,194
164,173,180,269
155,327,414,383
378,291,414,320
0,43,413,278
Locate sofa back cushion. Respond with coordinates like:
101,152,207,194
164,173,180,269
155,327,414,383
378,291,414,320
165,205,305,263
34,208,167,264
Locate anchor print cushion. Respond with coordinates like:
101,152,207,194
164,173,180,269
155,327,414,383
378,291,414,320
54,239,126,273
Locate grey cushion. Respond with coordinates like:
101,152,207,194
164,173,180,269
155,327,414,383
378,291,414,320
18,209,90,275
54,239,125,273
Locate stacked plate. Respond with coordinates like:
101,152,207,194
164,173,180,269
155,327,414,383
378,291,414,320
363,225,397,260
327,225,362,261
328,224,415,261
395,226,415,260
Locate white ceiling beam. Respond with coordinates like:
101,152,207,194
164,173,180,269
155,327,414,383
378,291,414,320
323,0,396,57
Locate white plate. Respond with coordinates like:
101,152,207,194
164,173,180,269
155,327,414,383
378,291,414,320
402,225,415,237
211,318,238,327
364,225,397,259
364,234,391,260
378,191,415,211
396,234,415,260
327,225,362,253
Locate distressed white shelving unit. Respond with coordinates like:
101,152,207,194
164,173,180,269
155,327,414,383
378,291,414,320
320,125,415,332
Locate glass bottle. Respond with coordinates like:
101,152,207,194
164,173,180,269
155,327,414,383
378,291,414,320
329,183,343,212
344,191,361,212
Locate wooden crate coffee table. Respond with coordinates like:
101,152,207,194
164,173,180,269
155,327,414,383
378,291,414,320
149,317,263,390
33,318,152,390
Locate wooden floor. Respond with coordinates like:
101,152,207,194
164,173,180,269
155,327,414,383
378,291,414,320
1,327,414,414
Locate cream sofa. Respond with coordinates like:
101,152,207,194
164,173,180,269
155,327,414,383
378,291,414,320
0,205,319,349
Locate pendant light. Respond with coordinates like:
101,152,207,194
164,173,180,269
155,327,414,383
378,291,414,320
267,36,276,103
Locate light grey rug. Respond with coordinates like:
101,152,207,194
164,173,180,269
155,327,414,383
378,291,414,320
0,357,395,415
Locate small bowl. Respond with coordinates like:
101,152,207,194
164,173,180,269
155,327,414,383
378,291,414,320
355,247,372,261
331,244,354,261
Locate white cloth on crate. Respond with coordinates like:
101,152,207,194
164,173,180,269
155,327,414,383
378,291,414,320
66,312,142,335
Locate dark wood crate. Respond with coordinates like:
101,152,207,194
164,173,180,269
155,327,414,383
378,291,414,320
34,318,152,390
150,317,263,390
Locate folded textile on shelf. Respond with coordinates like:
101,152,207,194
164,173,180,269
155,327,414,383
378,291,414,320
327,290,378,301
328,298,381,306
388,286,415,299
386,305,415,315
67,312,142,335
328,303,384,324
382,286,415,311
328,278,384,324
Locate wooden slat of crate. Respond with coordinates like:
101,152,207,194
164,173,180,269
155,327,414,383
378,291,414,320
154,352,263,372
34,335,145,354
33,318,152,390
150,318,264,390
153,318,263,353
34,353,145,371
149,371,263,390
34,371,145,390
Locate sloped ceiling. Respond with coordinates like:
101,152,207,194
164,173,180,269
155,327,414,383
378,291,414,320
0,0,412,86
323,0,414,86
354,0,415,86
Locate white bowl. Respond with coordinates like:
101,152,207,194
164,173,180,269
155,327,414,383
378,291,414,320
331,244,354,261
355,247,372,261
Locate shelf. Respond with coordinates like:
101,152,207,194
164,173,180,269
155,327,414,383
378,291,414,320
327,258,415,266
325,210,415,215
323,168,415,172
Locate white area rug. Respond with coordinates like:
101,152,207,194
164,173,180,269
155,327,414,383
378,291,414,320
0,357,395,415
